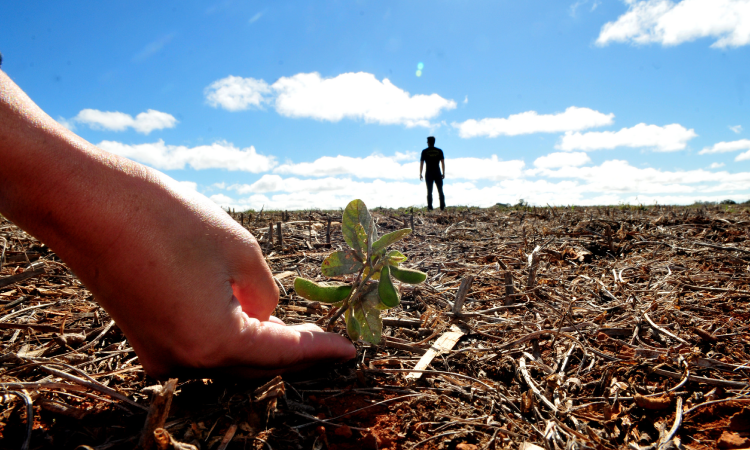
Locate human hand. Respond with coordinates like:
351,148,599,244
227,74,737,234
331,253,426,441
0,70,355,379
82,174,357,379
419,175,423,181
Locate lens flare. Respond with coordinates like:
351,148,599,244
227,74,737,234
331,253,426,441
417,62,424,70
416,70,422,77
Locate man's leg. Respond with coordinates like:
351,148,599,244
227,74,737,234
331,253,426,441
425,176,434,210
435,176,446,211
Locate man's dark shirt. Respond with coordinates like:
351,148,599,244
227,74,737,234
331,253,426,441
421,147,444,178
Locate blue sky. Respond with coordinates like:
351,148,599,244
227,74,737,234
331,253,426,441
3,0,750,209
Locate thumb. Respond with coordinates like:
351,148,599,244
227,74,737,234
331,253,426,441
229,243,280,321
222,314,356,373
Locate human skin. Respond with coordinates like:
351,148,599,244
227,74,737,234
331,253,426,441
0,70,355,379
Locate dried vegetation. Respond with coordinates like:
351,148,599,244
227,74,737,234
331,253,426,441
2,204,750,450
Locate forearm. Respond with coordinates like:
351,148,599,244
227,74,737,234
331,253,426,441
0,70,133,265
419,161,424,177
0,70,177,294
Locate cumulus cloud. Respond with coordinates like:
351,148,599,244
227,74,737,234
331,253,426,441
204,76,272,111
230,175,363,195
206,158,750,211
73,109,178,134
227,178,427,211
272,153,525,181
533,152,592,168
97,139,276,172
452,107,614,138
272,72,456,127
597,0,750,49
710,162,726,168
176,180,199,192
219,177,562,211
557,123,697,152
535,159,750,194
737,150,750,161
699,139,750,154
393,151,418,161
274,154,415,179
448,156,526,181
209,193,235,206
205,72,457,127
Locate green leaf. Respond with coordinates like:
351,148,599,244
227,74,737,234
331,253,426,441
389,265,427,284
353,295,383,345
321,250,364,277
356,282,379,306
342,200,377,258
372,228,411,255
355,223,368,257
345,306,360,341
293,278,352,303
385,250,408,265
378,266,400,308
362,265,381,281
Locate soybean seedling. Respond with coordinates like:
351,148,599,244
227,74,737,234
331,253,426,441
293,199,427,344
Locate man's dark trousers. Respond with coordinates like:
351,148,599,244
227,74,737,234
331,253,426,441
425,174,445,211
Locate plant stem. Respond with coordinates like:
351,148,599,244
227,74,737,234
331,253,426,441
326,266,376,332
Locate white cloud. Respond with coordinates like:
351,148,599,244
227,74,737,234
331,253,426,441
205,72,457,127
176,181,199,192
215,178,588,211
533,152,592,168
393,151,418,161
274,154,415,179
73,109,178,134
557,123,697,152
737,150,750,161
230,175,363,195
97,139,276,172
272,72,456,127
272,153,525,181
210,193,235,206
535,159,750,194
204,76,272,111
448,156,526,181
206,159,750,211
710,162,726,168
730,125,743,133
597,0,750,49
699,139,750,154
452,107,614,138
226,178,428,211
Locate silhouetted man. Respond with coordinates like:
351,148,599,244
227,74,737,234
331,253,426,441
419,136,445,211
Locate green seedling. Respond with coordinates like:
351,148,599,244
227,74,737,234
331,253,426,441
293,199,427,344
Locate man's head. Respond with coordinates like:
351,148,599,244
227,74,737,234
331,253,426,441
427,136,436,147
